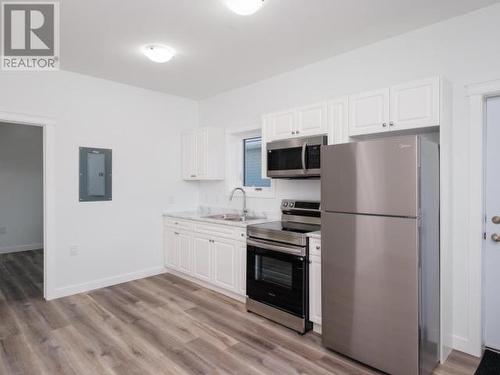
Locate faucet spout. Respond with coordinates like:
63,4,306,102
229,187,247,217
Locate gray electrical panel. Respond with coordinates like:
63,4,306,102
79,147,112,202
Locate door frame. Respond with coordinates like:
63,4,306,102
0,109,56,300
466,79,500,357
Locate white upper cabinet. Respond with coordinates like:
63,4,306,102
181,127,225,181
267,102,328,141
328,96,349,145
349,88,390,136
270,110,296,139
296,102,328,137
348,77,442,137
390,77,440,130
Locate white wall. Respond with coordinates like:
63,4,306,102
0,70,199,297
0,123,43,253
198,3,500,354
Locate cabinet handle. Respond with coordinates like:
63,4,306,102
316,246,320,250
296,130,300,134
389,122,394,127
292,131,296,135
382,123,387,127
174,232,179,235
190,174,196,178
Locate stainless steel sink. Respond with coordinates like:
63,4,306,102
203,213,264,222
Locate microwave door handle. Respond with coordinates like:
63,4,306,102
301,142,307,173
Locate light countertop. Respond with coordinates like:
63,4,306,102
164,208,276,228
307,231,321,239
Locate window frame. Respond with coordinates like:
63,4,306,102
226,127,275,199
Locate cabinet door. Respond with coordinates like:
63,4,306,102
270,110,296,140
261,116,271,179
212,239,237,292
328,96,349,145
349,88,390,136
390,77,440,131
177,232,193,275
196,129,208,179
192,236,212,282
164,229,180,269
181,131,197,180
309,256,322,325
296,103,328,137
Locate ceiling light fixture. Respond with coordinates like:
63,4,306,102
224,0,265,16
142,44,176,63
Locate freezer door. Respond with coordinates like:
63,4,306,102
321,212,419,375
321,135,419,217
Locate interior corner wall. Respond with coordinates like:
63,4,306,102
0,70,200,297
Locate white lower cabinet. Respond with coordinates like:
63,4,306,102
309,255,322,326
212,238,238,292
192,235,212,282
164,218,247,298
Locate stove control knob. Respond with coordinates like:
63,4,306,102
289,202,295,208
283,202,288,207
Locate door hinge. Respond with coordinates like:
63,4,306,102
484,232,487,240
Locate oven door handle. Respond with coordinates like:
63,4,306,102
301,142,307,173
247,238,306,257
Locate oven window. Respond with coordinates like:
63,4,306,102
255,255,293,289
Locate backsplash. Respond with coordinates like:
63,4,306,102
198,179,321,217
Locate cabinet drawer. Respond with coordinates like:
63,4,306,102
164,217,194,231
309,238,321,257
194,222,237,240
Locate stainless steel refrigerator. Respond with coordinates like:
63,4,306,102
321,135,440,375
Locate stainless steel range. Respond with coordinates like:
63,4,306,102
246,200,321,334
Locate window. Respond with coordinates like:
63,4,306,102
243,137,271,188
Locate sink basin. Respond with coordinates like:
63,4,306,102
203,213,264,222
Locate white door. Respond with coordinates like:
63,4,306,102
349,88,390,136
270,110,296,139
181,131,197,180
177,232,192,275
296,103,327,137
485,95,500,351
193,236,212,282
164,229,180,269
196,129,208,179
212,239,237,292
390,77,440,131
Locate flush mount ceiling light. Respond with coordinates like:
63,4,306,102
224,0,265,16
142,44,176,63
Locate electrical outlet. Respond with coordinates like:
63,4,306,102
0,226,6,235
70,245,79,256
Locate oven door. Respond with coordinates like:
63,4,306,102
247,238,307,317
267,136,326,178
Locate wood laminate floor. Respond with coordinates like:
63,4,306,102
0,250,480,375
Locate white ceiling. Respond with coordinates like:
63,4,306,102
61,0,499,99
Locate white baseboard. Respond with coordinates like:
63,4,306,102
453,334,482,358
47,266,166,300
0,243,43,254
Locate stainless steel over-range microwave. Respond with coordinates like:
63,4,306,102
266,135,327,178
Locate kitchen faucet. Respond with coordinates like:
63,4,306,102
229,187,248,218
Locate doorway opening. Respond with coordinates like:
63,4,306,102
0,122,44,300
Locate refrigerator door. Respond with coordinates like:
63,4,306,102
321,135,419,217
322,212,419,375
